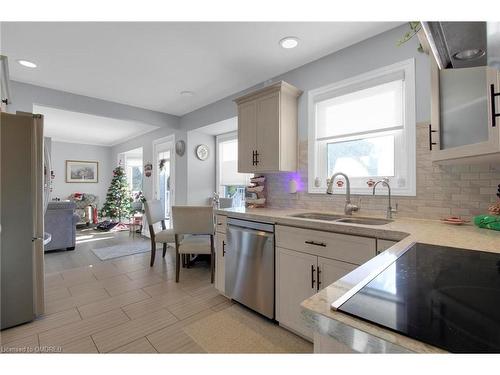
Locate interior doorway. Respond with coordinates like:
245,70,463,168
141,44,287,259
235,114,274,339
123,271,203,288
153,135,175,227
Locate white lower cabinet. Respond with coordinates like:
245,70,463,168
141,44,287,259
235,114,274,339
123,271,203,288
276,247,318,340
215,232,226,295
317,256,357,291
276,247,361,341
376,239,397,254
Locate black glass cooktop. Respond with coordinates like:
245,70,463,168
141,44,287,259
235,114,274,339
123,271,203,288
338,243,500,353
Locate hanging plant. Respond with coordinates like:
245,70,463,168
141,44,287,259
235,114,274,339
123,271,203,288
398,22,424,53
159,158,167,171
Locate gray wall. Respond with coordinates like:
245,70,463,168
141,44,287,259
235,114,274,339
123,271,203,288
50,141,112,208
186,131,216,205
180,24,431,140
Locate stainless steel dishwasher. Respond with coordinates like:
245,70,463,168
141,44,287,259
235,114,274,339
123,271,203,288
225,218,275,319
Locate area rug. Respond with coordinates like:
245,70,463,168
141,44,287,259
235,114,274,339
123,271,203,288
91,240,152,260
183,304,312,353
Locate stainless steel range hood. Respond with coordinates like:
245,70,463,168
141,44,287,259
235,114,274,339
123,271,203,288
422,22,500,70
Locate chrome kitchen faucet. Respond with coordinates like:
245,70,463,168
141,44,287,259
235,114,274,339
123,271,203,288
326,172,359,216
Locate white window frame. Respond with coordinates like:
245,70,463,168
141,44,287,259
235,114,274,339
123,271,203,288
216,131,252,205
307,58,416,196
216,131,237,196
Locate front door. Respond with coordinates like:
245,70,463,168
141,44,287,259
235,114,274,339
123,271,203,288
154,138,174,228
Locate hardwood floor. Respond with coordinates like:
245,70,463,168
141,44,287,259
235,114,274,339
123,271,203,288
1,229,312,354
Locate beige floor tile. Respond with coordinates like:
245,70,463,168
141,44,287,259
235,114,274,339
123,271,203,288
147,310,214,353
105,274,165,296
78,289,151,318
126,267,170,281
112,258,151,273
68,274,130,296
60,268,97,286
142,280,185,297
122,289,190,320
39,309,129,347
44,288,110,315
110,337,157,353
91,263,124,280
44,273,65,289
44,286,71,302
211,298,234,312
61,336,98,353
91,308,178,353
165,292,229,321
1,309,82,344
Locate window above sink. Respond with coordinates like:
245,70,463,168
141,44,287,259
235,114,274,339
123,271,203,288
307,59,417,196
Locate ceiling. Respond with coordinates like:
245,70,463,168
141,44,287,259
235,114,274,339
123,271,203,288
195,117,237,135
34,105,158,146
2,22,401,116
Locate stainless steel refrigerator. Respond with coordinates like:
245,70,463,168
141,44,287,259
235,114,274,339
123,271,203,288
1,111,45,330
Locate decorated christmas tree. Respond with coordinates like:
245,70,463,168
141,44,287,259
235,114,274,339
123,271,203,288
101,166,133,222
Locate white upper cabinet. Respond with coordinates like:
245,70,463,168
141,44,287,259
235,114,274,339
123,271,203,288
430,60,500,163
235,81,302,173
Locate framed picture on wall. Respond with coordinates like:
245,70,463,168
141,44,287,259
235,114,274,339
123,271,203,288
65,160,99,183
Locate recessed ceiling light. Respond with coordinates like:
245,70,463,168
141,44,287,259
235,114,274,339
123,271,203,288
17,59,37,68
180,91,195,97
279,37,299,49
453,49,485,61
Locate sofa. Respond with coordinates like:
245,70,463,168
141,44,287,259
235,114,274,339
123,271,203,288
68,193,98,226
44,201,79,251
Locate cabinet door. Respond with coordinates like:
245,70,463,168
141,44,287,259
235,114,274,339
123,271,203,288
317,257,357,291
237,100,257,173
255,92,280,172
215,233,226,295
377,239,397,255
276,247,317,340
432,66,500,162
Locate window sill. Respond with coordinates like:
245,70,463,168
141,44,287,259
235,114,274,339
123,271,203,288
307,186,416,197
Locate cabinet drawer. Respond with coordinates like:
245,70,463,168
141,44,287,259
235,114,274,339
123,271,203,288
215,215,227,233
276,225,375,265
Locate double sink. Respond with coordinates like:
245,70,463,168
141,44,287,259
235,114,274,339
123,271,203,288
289,212,392,225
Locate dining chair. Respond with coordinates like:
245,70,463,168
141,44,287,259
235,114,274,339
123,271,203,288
144,200,175,267
171,206,215,283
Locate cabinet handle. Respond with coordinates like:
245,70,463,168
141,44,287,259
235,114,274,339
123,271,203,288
217,222,223,226
428,124,437,150
317,266,322,290
255,150,259,165
491,84,500,128
305,240,326,247
311,265,316,289
222,240,226,256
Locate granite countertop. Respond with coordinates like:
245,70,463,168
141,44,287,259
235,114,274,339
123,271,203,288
215,206,500,353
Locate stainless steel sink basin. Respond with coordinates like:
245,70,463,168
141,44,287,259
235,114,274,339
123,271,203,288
336,217,392,225
289,212,345,221
288,212,392,225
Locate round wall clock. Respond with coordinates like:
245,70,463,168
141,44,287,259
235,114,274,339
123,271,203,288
195,144,209,161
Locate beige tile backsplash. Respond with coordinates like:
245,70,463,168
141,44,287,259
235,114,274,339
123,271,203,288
263,123,500,220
